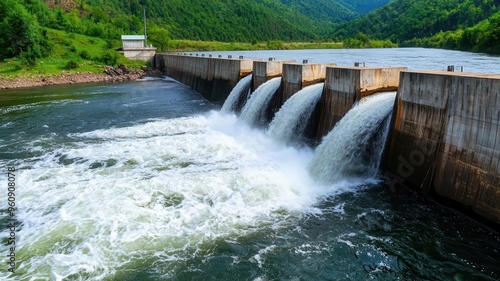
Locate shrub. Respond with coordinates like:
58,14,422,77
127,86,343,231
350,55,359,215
65,59,79,69
267,40,284,50
79,49,91,60
0,0,50,64
99,50,120,66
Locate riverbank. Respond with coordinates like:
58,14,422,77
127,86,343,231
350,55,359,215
0,65,162,90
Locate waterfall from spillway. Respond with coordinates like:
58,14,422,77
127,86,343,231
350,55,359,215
310,92,397,184
238,77,281,127
267,83,323,145
221,74,253,113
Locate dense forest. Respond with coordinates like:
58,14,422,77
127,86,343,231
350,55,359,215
1,0,500,68
333,0,500,53
0,0,391,66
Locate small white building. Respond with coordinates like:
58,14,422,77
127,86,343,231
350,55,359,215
118,35,156,62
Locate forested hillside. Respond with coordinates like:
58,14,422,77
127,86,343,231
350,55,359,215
79,0,390,42
88,0,329,42
279,0,390,23
0,0,392,66
87,0,391,41
337,0,392,15
407,9,500,54
332,0,500,53
2,0,500,71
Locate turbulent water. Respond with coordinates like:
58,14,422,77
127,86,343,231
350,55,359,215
268,83,323,145
310,92,396,183
220,74,252,113
10,114,323,280
238,77,281,127
1,49,500,280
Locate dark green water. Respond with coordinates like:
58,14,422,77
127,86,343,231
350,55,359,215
1,49,500,280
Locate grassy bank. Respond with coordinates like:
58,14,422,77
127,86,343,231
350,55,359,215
0,29,396,80
0,29,145,80
167,40,345,51
166,38,396,51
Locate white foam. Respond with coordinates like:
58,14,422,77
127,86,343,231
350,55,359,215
239,77,281,127
268,83,323,145
3,112,346,280
310,92,396,184
221,74,252,113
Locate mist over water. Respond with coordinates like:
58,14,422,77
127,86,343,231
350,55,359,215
1,49,499,280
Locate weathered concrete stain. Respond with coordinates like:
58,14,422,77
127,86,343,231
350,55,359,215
386,71,500,223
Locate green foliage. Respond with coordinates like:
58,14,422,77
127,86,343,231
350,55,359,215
80,49,91,60
333,0,500,54
75,0,388,43
338,0,500,42
4,0,500,69
368,39,397,48
0,28,144,76
147,24,170,52
65,59,79,69
342,33,396,49
406,11,500,54
99,50,121,66
0,0,50,65
0,0,394,68
343,38,364,49
267,40,285,50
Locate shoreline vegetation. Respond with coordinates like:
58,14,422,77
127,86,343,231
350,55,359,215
0,66,160,90
0,38,396,90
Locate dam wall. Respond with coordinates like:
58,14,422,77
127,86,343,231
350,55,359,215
156,54,255,103
385,71,500,223
155,53,499,223
316,66,407,138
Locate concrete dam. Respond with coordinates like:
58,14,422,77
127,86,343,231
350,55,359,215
155,53,500,224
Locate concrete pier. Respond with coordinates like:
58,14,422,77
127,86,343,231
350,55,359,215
157,54,255,103
265,62,334,128
385,71,500,223
252,59,295,91
316,66,407,138
281,63,334,102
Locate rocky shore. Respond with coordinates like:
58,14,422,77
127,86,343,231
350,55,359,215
0,65,162,90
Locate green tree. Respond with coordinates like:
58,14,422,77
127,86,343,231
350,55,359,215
147,24,170,51
0,0,50,64
357,32,370,47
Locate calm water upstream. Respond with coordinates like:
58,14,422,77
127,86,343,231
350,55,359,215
0,48,499,280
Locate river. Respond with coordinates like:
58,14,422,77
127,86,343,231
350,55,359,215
1,48,499,280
